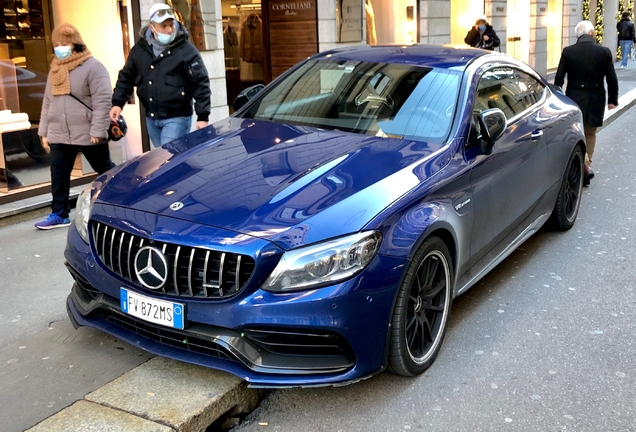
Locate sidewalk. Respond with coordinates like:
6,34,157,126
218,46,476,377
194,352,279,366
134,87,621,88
16,64,636,432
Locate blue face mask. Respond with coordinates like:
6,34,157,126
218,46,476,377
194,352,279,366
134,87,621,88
155,29,176,45
54,46,72,60
478,25,486,31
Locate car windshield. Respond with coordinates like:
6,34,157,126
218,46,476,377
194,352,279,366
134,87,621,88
239,59,461,143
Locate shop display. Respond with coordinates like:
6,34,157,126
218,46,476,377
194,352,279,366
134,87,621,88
1,0,45,40
169,0,217,51
0,0,52,194
222,1,264,108
223,16,240,70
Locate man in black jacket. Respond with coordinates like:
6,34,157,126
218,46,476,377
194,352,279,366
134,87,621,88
464,14,500,51
110,3,211,147
617,11,635,68
554,20,618,186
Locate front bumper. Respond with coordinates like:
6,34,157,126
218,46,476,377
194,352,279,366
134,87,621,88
65,221,406,387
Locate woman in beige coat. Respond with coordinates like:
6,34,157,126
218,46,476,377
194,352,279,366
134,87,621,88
36,23,114,230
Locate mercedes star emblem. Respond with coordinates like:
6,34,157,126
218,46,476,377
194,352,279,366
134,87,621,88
134,246,168,290
170,201,184,211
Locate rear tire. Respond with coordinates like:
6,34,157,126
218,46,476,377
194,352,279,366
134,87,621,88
550,145,584,231
388,237,453,376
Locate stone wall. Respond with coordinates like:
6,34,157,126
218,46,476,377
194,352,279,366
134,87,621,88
317,0,366,52
485,0,508,53
419,0,451,44
530,0,548,75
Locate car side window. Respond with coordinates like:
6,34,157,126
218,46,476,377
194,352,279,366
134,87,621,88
474,68,545,121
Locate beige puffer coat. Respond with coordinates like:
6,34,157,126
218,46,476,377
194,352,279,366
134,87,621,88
38,57,112,145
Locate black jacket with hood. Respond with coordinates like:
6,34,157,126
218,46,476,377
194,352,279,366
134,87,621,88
464,24,500,50
617,18,636,41
112,22,211,121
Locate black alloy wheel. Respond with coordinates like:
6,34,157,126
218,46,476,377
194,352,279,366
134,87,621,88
550,145,584,231
388,237,453,376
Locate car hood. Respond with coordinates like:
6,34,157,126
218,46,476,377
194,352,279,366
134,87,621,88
96,118,450,249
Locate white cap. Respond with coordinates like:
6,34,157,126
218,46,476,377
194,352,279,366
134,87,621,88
475,14,488,24
149,4,175,23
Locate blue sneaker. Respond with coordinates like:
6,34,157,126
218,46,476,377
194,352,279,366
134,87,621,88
35,212,71,230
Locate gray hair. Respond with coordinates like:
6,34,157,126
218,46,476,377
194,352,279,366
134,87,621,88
575,21,594,38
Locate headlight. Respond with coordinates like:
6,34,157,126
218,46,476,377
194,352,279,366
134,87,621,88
74,185,93,243
262,231,382,293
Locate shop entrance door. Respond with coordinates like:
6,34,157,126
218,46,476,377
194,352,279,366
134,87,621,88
367,0,417,45
506,0,530,63
546,0,563,70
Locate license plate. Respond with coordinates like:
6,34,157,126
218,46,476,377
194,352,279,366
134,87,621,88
120,288,185,330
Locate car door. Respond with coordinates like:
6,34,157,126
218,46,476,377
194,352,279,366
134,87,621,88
466,67,548,266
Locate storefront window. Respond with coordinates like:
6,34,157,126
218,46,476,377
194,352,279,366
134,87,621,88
168,0,218,51
0,0,53,193
222,0,264,109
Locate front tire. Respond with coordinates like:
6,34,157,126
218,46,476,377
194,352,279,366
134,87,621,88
388,237,454,377
550,145,584,231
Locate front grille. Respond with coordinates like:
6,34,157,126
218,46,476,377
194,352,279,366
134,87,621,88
93,308,237,362
92,222,256,299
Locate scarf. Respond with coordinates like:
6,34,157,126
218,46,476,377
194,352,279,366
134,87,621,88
50,50,92,96
145,28,166,57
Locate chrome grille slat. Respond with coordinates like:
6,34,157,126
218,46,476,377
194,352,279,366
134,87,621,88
187,249,195,297
90,223,255,299
219,252,225,290
127,232,134,281
174,246,181,295
109,228,117,271
117,232,125,276
101,224,108,264
202,250,211,297
235,255,241,289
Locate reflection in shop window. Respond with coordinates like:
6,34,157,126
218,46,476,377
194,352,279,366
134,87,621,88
0,0,53,192
168,0,217,51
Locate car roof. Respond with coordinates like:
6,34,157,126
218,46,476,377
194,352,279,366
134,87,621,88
313,44,493,70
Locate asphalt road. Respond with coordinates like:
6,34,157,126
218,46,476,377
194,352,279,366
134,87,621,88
235,106,636,430
0,214,152,432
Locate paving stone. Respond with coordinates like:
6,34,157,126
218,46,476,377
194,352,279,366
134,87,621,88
25,400,173,432
86,357,259,432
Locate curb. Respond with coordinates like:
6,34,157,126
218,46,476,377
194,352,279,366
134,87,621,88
26,357,261,432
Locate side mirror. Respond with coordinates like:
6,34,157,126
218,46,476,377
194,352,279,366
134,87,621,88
232,84,265,112
478,108,507,155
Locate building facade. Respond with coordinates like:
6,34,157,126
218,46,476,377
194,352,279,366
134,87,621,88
0,0,623,205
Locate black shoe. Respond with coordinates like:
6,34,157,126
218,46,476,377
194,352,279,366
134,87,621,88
583,166,594,187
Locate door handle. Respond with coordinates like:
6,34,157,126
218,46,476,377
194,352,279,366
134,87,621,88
531,130,543,141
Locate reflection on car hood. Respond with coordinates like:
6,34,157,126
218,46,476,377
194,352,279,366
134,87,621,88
96,118,449,249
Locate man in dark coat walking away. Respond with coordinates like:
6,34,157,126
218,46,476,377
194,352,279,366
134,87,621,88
617,11,636,68
464,14,500,51
110,3,211,148
554,20,618,186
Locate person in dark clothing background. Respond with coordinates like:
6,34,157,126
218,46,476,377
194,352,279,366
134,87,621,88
617,11,636,69
554,20,618,187
110,3,211,147
464,14,500,51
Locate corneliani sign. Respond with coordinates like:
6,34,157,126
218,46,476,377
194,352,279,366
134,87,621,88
271,2,312,10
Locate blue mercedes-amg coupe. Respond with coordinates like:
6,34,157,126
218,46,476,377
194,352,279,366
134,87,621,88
65,45,585,387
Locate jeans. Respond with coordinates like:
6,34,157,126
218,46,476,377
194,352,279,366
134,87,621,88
146,116,192,148
50,143,115,217
621,39,633,67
